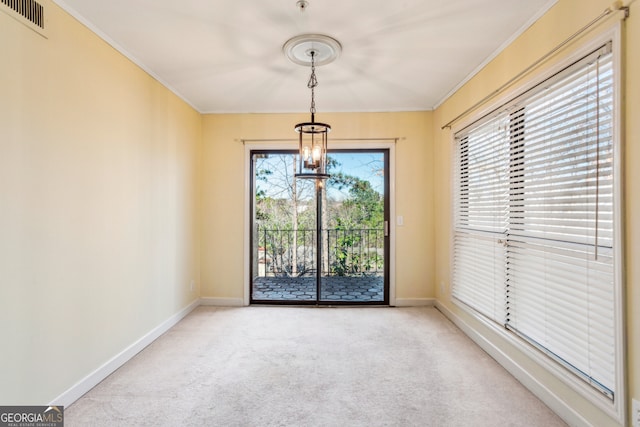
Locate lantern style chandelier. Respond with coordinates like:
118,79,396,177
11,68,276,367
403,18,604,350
283,33,341,181
294,50,330,180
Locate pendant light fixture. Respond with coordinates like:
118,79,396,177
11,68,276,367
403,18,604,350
294,50,330,180
283,33,341,181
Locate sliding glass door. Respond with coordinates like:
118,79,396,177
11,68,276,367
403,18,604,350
250,149,389,304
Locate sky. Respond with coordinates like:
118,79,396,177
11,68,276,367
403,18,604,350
255,151,385,201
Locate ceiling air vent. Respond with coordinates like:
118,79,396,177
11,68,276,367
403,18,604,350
1,0,48,37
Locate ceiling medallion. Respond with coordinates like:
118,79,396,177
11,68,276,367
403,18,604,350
282,34,342,67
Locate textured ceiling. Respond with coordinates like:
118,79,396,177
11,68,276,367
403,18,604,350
53,0,557,113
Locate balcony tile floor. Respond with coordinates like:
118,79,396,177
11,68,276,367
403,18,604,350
252,276,384,303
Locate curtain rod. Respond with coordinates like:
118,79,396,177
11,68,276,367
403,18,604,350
238,137,402,144
441,3,629,130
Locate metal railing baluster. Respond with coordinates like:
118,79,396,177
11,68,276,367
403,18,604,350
256,227,384,277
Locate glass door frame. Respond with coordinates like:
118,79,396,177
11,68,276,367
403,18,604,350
248,147,391,305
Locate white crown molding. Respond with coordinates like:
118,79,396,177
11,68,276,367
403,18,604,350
432,0,559,110
51,0,201,113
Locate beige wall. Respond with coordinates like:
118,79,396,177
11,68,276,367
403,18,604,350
625,0,640,417
201,112,434,302
433,0,639,425
0,3,201,404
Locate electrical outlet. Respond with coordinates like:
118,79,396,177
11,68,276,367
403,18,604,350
633,398,640,427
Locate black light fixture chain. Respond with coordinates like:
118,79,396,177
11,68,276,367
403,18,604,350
307,51,318,117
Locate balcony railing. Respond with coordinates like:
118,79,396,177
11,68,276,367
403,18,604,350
256,227,384,277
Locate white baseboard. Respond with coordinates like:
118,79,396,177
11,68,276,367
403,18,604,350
51,298,200,407
393,298,435,307
434,301,592,427
200,297,244,307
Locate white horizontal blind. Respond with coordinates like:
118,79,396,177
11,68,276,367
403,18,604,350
452,44,616,398
507,46,615,397
453,115,509,324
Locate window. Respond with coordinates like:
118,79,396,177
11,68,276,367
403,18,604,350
452,43,617,399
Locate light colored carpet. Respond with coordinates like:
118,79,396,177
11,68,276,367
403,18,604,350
65,306,567,426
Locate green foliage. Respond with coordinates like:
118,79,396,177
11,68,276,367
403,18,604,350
254,153,385,277
328,172,384,229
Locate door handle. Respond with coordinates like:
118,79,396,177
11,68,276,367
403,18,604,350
384,221,389,237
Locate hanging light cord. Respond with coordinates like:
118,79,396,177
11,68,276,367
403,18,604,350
308,51,318,121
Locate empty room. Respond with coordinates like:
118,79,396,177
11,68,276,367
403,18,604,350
1,0,638,426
